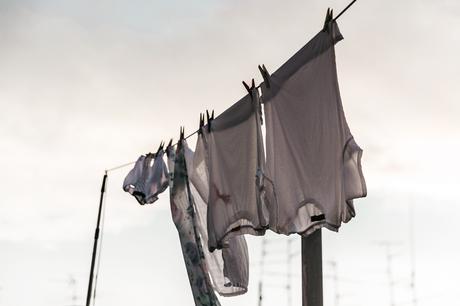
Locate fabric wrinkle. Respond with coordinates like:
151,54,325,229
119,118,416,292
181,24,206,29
261,20,367,236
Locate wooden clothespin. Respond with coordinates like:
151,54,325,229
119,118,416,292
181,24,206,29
242,78,256,100
323,8,334,31
258,64,271,89
198,113,205,135
165,138,174,157
155,140,165,157
206,110,214,133
243,78,263,124
180,126,185,141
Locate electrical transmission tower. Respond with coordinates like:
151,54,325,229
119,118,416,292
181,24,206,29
258,237,267,306
286,238,293,306
409,201,417,306
378,241,400,306
328,261,339,306
67,275,80,306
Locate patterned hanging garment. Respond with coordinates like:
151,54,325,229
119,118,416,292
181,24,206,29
167,141,221,306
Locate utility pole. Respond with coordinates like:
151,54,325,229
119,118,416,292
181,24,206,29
67,275,79,306
409,202,417,306
86,173,108,306
258,237,267,306
286,238,293,306
378,241,398,306
329,261,339,306
302,229,323,306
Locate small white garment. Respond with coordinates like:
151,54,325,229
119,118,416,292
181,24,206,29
200,87,267,251
122,150,169,205
261,21,367,235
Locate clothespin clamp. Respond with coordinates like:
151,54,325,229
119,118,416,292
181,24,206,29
155,140,165,157
258,64,271,89
323,8,334,32
206,110,214,133
165,138,174,157
198,113,205,135
242,78,256,100
243,78,263,124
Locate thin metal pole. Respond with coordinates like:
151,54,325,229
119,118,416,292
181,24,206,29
409,201,417,306
86,172,108,306
378,242,396,306
258,237,267,306
386,245,395,306
287,238,293,306
329,261,339,306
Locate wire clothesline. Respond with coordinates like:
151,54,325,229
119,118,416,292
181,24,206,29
104,0,357,174
87,3,360,306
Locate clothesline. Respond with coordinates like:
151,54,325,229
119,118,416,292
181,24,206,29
89,3,367,305
104,0,357,173
104,82,260,172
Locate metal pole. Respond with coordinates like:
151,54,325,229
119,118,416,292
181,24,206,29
86,173,108,306
409,202,417,306
302,229,323,306
329,261,339,306
287,238,293,306
258,237,267,306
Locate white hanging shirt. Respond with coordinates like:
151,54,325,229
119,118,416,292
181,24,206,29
261,21,367,236
200,87,267,251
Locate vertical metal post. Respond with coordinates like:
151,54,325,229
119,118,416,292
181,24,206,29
302,229,323,306
86,173,108,306
258,237,267,306
409,202,417,306
287,238,293,306
329,261,339,306
385,245,395,306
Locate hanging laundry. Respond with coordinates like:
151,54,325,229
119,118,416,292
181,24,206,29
199,86,267,252
167,140,221,306
190,134,249,296
122,150,169,205
167,140,249,305
260,20,367,236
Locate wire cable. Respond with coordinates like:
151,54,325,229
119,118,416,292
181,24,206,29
103,0,359,174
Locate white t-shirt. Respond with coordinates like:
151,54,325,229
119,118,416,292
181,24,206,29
261,21,367,235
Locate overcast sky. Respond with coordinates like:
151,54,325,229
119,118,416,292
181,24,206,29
1,0,459,305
